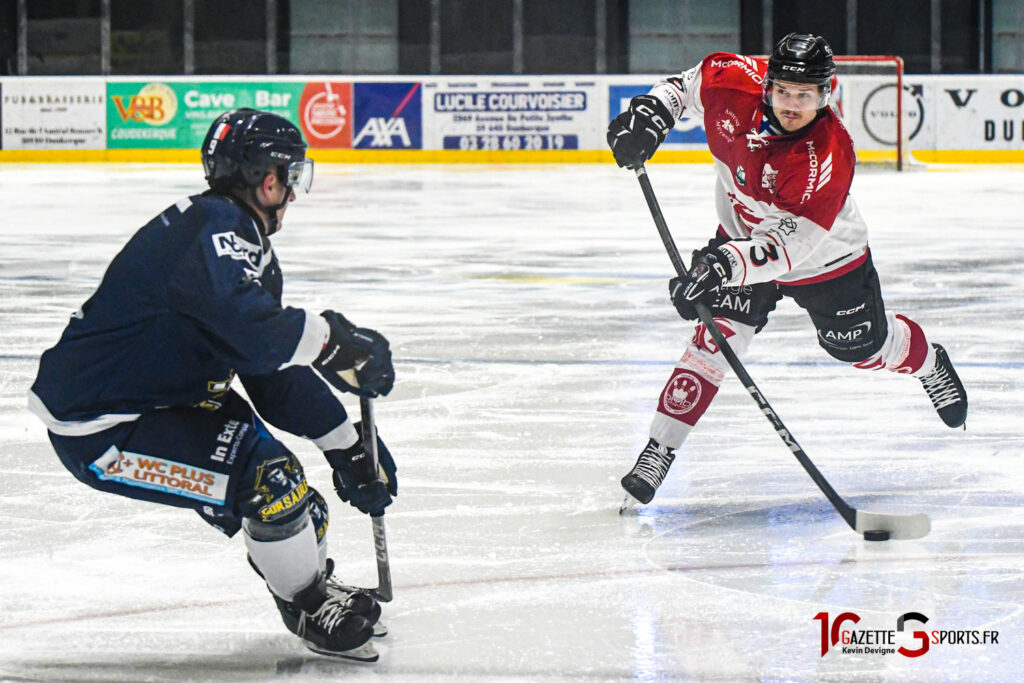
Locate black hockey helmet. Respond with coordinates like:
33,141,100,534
202,108,313,195
764,33,836,109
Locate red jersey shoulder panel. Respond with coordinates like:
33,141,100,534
699,53,767,100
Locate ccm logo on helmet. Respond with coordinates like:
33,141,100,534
781,65,807,72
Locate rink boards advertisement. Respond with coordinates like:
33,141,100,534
105,81,305,149
0,78,106,150
105,80,423,151
838,74,1024,159
422,78,600,152
1,74,1022,162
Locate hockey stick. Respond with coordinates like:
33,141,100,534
359,397,394,601
633,165,930,540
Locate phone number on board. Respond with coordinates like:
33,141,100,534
443,134,578,151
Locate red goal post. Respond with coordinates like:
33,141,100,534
832,55,909,171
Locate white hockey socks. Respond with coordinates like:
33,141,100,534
318,537,328,574
650,318,755,448
244,518,319,602
853,313,936,376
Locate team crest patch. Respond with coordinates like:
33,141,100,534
661,371,702,415
253,455,311,523
90,446,229,504
716,109,740,142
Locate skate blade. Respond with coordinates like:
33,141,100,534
618,494,640,515
373,620,388,638
307,640,379,662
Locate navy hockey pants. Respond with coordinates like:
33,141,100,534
47,390,327,538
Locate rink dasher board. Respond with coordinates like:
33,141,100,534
0,74,1022,163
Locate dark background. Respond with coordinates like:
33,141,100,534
0,0,1009,76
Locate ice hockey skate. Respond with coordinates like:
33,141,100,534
324,558,387,637
249,555,387,639
919,344,968,428
271,573,378,661
620,438,676,506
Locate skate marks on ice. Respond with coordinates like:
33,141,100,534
1,164,1023,680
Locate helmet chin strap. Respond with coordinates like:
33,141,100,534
248,184,292,236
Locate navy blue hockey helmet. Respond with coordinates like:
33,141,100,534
764,33,836,109
202,108,313,194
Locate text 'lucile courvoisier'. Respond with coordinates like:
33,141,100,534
434,92,587,112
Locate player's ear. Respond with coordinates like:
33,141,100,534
260,169,277,197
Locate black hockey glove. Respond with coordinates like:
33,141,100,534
669,247,733,321
606,94,674,169
313,311,395,398
325,422,397,516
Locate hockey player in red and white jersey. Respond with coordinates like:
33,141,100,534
608,34,968,505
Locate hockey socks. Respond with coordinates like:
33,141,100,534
853,313,934,375
625,320,755,504
649,322,744,448
853,314,967,427
243,517,319,602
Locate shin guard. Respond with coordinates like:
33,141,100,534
650,318,754,448
244,514,319,602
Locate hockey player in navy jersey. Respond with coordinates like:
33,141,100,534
28,108,395,661
607,34,969,506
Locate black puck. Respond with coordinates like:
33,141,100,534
863,530,891,541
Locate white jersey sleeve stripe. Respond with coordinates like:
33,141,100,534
312,419,360,451
649,63,704,121
278,309,330,370
27,389,140,436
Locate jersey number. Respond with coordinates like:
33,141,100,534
749,244,779,266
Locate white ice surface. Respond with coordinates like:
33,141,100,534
1,162,1023,682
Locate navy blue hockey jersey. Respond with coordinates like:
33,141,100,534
29,192,345,442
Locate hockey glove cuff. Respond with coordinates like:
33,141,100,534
606,95,674,169
313,311,395,397
325,421,397,516
669,247,733,320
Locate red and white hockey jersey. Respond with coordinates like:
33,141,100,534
649,53,869,286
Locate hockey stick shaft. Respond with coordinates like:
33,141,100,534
359,397,394,602
633,166,862,528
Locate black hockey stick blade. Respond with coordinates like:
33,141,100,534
360,397,394,602
633,165,931,540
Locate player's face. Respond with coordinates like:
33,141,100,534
771,80,820,131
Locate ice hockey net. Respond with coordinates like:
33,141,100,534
830,55,915,171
